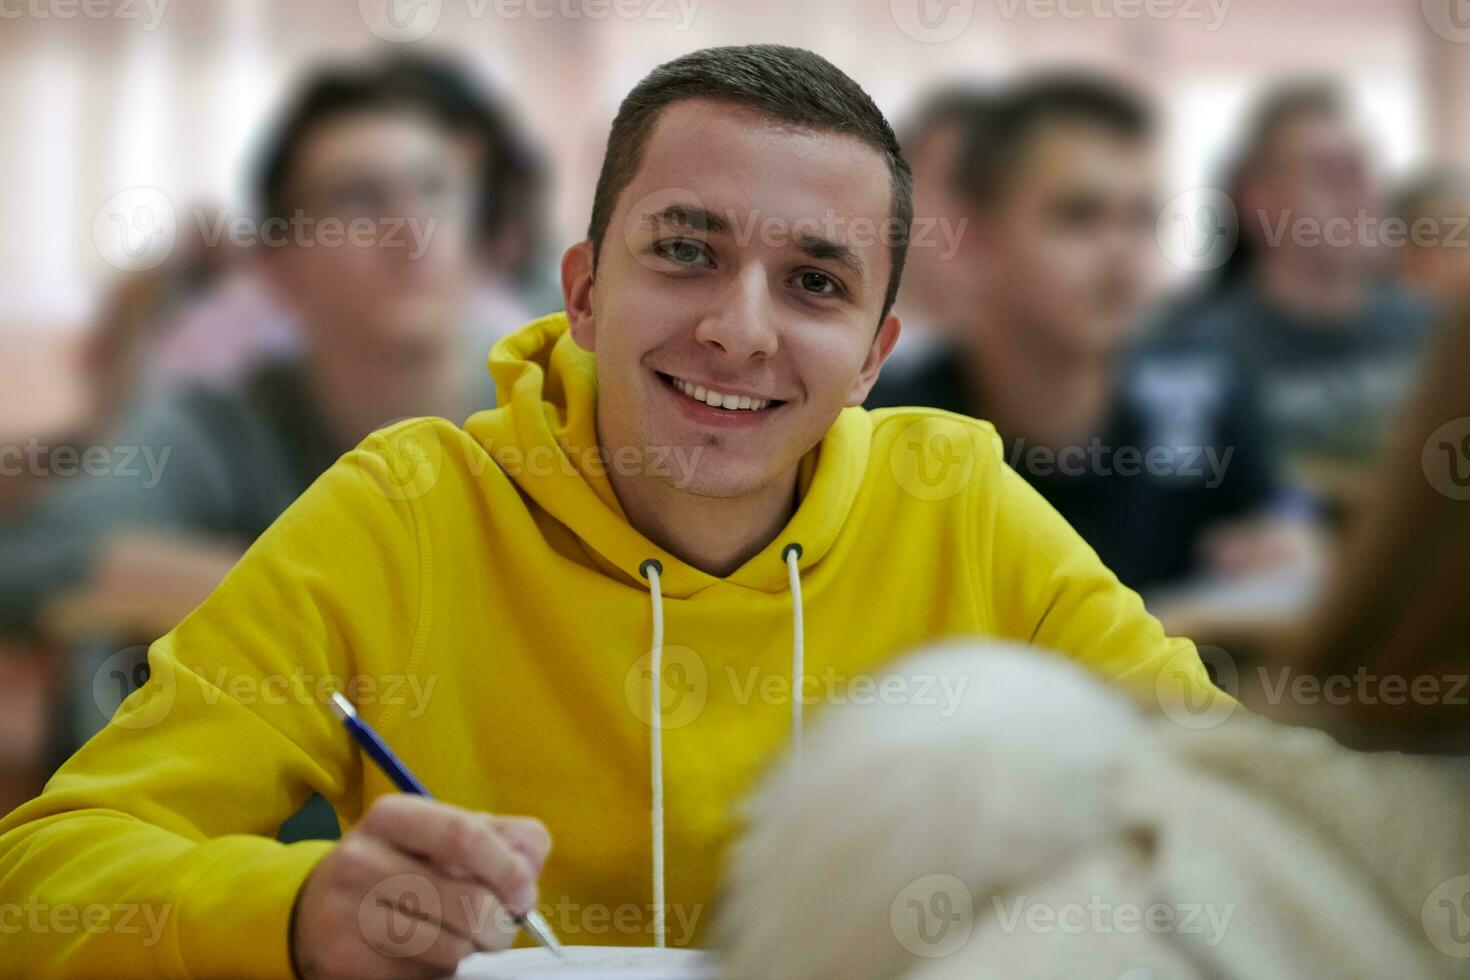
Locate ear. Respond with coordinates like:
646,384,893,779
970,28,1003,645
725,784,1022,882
562,240,597,352
846,313,902,407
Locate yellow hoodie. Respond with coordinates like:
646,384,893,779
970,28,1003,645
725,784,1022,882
0,313,1229,977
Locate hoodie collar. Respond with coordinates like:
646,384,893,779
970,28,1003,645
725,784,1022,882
469,313,870,598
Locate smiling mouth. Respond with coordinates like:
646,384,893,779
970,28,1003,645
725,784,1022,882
657,372,786,412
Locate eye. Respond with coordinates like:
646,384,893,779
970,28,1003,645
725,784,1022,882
652,238,712,267
793,269,843,297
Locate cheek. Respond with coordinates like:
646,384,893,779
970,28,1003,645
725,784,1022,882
791,333,870,405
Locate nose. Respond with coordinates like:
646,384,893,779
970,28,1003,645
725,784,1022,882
693,264,779,361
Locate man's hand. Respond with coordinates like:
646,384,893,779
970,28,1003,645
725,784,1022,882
290,795,552,980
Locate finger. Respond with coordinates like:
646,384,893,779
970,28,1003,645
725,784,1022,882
346,840,520,969
489,816,552,876
363,796,538,914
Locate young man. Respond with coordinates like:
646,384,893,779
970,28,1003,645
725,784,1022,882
0,54,522,644
868,77,1286,592
1158,82,1434,473
0,46,1228,979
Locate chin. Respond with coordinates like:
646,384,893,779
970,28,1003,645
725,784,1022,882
658,457,779,499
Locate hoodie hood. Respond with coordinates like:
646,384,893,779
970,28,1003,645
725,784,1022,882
466,312,871,598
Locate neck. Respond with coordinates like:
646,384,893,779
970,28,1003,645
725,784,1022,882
605,435,801,577
305,333,469,450
960,309,1117,449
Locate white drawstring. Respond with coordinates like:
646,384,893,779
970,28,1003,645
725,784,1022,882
782,543,805,769
638,558,667,948
639,545,804,949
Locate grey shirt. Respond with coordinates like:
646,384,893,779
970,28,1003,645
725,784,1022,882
0,360,489,637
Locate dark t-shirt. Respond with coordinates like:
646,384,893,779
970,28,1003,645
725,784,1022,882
1152,279,1434,466
865,345,1276,592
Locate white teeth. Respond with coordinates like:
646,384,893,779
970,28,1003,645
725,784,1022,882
668,375,772,411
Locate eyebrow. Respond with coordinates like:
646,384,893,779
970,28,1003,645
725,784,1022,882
644,204,730,235
795,233,866,281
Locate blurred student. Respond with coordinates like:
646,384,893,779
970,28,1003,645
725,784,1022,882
886,85,991,366
148,53,550,391
868,76,1282,592
1391,169,1470,313
0,56,502,641
1159,81,1434,475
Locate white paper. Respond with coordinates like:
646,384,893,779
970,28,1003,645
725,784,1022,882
454,946,714,979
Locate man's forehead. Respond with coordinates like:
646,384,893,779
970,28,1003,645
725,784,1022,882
625,99,894,233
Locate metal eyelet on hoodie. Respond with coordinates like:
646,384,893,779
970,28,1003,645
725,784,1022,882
637,545,804,948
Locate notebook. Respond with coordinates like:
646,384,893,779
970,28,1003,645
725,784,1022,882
453,946,715,979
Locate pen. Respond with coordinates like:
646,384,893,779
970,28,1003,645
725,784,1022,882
329,692,565,962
